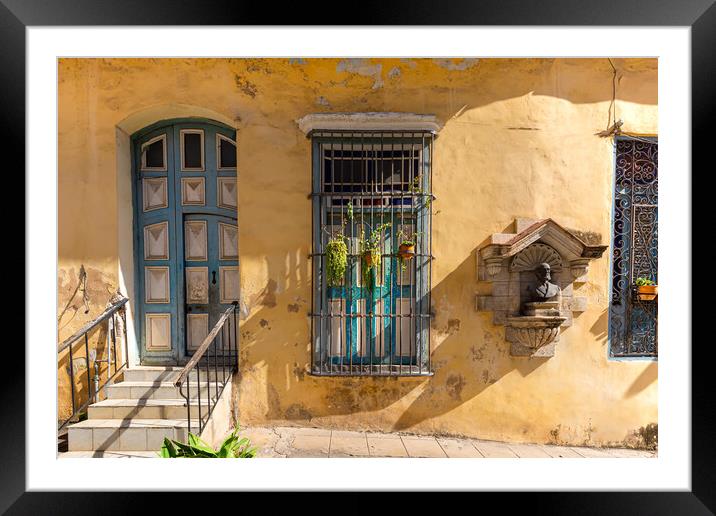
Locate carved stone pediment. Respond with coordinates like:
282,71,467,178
475,218,608,358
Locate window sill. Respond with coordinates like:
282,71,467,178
309,364,433,377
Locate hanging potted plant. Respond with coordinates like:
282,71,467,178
325,235,348,287
634,277,658,301
396,229,421,271
323,219,349,288
358,222,391,290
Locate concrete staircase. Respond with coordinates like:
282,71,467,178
63,366,224,456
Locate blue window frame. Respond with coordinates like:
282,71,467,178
608,137,658,358
310,131,434,376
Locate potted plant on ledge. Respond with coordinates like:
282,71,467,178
359,222,391,290
634,277,658,301
396,229,421,271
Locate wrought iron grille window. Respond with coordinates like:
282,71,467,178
609,137,658,357
310,131,434,376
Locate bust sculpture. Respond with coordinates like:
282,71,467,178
532,262,560,302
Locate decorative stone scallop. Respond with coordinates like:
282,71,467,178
510,243,562,271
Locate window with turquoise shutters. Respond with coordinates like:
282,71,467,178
309,131,434,376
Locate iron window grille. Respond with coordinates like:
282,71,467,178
609,137,658,357
309,130,434,376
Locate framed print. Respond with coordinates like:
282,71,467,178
9,0,710,512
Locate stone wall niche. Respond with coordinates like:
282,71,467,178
476,219,607,357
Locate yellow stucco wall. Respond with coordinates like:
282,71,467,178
58,58,657,446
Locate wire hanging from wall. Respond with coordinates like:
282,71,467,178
598,58,655,145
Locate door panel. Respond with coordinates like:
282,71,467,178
183,213,238,356
134,120,237,364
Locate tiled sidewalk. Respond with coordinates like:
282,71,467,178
59,425,657,458
242,426,657,459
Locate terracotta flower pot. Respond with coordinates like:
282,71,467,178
398,243,415,259
636,284,658,301
363,252,374,267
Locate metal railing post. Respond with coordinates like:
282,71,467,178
57,297,129,434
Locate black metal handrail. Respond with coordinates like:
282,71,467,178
175,302,239,435
57,297,129,433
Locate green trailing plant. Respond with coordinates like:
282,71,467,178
325,236,348,287
635,277,656,286
358,222,391,290
323,215,350,287
408,174,431,208
158,425,257,458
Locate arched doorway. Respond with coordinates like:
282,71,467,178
132,118,238,364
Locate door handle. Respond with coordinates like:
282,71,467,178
212,270,217,284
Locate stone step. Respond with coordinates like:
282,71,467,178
106,381,223,400
123,366,235,383
59,450,159,458
88,398,208,420
67,418,202,452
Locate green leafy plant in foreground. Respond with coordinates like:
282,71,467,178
634,277,656,287
158,426,257,458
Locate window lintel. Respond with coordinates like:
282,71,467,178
297,112,443,136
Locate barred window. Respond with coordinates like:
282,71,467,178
310,131,434,376
609,137,658,357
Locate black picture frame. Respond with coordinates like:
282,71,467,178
3,0,709,512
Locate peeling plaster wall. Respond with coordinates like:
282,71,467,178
58,58,658,446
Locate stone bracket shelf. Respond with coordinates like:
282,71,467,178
475,218,607,357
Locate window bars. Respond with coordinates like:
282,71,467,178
609,138,658,357
309,130,434,376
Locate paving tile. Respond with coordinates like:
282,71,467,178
277,426,331,437
291,435,330,456
437,438,484,458
367,437,408,457
332,430,367,439
540,445,583,458
473,440,518,458
330,435,369,457
506,443,551,458
366,432,398,439
604,448,657,458
569,446,614,458
401,437,447,458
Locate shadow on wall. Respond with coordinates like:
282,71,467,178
588,308,658,399
235,230,551,432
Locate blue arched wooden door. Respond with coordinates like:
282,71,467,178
132,119,238,364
